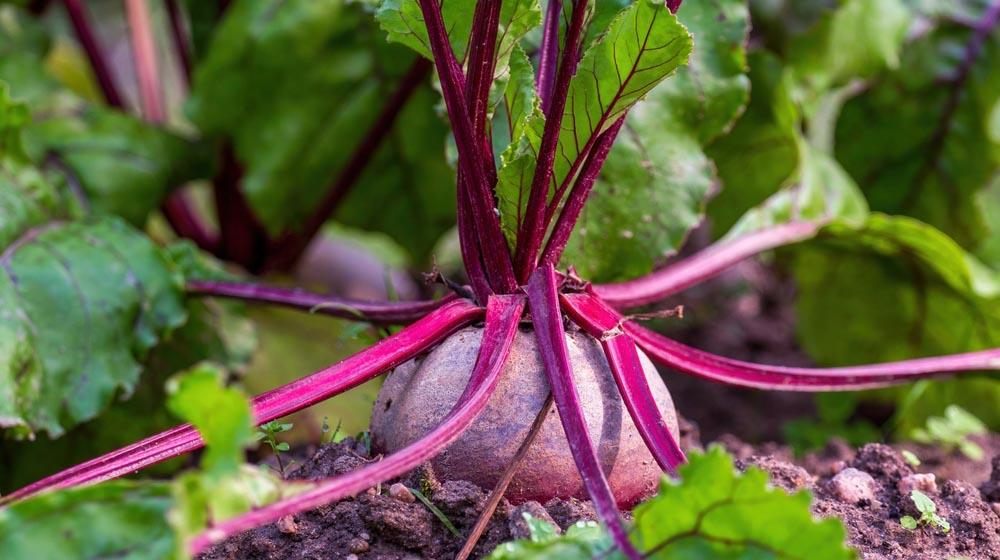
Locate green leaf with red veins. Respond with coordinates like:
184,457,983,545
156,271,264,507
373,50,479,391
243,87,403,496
496,47,545,246
559,0,745,281
834,2,1000,249
375,0,540,74
551,0,690,200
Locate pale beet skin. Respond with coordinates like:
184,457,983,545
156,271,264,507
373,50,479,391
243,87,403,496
370,326,679,508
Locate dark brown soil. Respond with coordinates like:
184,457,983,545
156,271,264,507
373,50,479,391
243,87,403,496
201,428,1000,560
721,434,1000,560
200,437,597,560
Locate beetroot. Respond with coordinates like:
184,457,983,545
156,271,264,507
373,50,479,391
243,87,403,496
371,326,678,507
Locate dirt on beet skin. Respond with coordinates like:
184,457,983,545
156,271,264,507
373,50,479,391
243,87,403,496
200,429,1000,560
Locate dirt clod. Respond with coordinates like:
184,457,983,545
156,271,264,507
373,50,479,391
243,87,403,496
829,468,878,505
852,444,913,482
737,455,813,492
897,473,937,496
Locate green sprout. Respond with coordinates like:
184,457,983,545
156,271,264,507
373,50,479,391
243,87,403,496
410,487,461,538
254,420,294,477
900,490,950,533
910,405,986,460
320,416,343,445
901,450,921,467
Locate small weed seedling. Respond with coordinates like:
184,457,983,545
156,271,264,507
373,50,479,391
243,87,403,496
901,450,921,467
254,421,294,478
410,487,461,538
911,406,987,460
900,490,950,533
320,416,344,445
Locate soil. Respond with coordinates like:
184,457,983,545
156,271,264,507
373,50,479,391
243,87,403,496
201,430,1000,560
200,437,601,560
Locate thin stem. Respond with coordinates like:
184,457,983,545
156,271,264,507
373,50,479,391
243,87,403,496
539,117,624,267
525,265,641,560
164,0,193,83
213,145,270,271
125,0,216,250
124,0,166,121
416,0,517,293
186,280,458,324
514,0,589,282
62,0,125,108
456,393,553,560
265,59,434,271
593,221,822,308
458,0,501,301
562,291,685,473
4,299,483,503
189,295,525,555
535,0,561,112
161,197,219,252
465,0,503,142
564,293,1000,391
457,171,495,303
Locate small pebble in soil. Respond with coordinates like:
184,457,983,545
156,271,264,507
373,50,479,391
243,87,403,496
389,482,415,503
897,473,937,496
276,515,298,535
737,455,813,491
347,537,370,554
829,468,877,505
